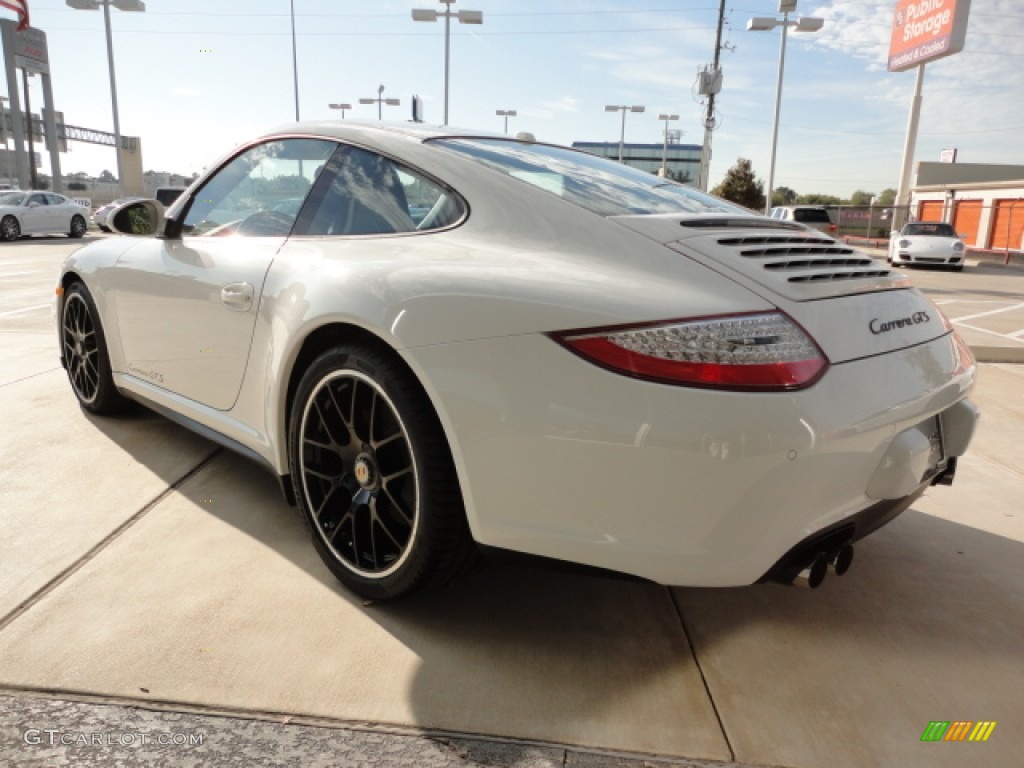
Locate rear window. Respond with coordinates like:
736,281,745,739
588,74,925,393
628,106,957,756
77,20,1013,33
793,208,832,224
433,138,745,217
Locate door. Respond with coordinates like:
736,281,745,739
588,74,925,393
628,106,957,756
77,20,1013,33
990,199,1024,250
952,199,983,246
21,192,51,233
112,137,337,410
918,200,943,222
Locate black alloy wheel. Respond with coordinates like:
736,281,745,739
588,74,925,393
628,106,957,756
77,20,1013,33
289,345,475,600
1,215,20,241
61,282,126,414
70,215,87,238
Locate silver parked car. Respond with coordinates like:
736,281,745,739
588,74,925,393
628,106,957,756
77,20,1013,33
0,191,89,241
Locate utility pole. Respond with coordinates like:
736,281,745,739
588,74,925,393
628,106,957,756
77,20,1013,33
699,0,727,192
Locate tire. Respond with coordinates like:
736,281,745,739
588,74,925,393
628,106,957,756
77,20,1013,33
0,215,20,241
61,281,126,415
69,214,87,238
288,344,475,600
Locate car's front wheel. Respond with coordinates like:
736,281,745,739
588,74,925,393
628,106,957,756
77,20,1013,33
288,345,476,600
1,215,20,241
69,214,87,238
61,281,126,414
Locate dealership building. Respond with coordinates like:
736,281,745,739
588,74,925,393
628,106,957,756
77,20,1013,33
910,162,1024,251
571,142,702,187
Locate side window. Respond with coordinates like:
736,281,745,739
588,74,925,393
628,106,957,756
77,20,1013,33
47,194,65,206
182,138,336,237
294,145,464,237
28,194,48,206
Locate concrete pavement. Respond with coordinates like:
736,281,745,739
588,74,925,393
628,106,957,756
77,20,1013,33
1,239,1022,767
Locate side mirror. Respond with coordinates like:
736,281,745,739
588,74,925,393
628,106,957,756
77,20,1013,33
109,199,165,237
890,230,900,238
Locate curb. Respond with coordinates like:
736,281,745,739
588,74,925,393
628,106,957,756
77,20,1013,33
969,345,1024,365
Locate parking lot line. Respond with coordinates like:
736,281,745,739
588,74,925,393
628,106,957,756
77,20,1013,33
954,321,1024,343
950,301,1024,323
0,304,49,318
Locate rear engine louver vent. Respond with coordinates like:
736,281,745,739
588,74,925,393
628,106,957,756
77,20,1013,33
717,236,891,284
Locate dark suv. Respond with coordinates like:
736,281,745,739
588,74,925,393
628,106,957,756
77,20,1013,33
770,205,836,235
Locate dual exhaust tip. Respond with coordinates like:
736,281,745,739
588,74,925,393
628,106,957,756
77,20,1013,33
792,543,854,589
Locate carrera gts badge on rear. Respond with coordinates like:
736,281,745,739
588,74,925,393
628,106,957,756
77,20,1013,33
869,311,930,335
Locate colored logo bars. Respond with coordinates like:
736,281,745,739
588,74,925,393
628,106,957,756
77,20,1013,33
921,720,997,742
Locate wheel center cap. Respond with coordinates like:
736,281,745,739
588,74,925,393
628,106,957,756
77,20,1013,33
354,455,377,489
74,341,83,356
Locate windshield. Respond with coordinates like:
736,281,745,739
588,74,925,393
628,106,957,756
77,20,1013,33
904,222,956,237
0,192,25,206
433,138,746,217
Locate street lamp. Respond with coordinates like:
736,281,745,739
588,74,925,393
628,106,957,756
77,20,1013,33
605,105,645,164
328,103,352,119
747,1,823,214
495,109,517,134
658,113,679,178
66,0,145,199
359,85,400,121
412,0,483,125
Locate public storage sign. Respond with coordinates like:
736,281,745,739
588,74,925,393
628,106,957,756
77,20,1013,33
888,0,972,72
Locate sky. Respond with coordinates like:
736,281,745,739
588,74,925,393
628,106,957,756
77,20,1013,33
8,0,1024,197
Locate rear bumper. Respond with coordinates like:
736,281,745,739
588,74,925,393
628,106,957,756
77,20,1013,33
405,331,977,587
757,458,958,585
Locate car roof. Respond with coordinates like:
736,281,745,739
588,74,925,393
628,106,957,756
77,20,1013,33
257,120,513,157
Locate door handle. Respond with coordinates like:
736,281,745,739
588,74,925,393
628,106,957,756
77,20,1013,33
221,282,254,311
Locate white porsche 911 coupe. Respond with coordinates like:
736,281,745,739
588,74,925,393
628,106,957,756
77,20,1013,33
888,221,966,271
57,123,979,600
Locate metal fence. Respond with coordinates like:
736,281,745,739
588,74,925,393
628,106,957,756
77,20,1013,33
823,201,1024,255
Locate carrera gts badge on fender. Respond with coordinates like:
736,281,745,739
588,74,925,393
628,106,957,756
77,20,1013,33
869,311,931,335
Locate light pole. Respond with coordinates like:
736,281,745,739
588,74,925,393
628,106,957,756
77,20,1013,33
328,103,352,119
495,109,516,134
412,0,483,125
0,95,11,188
290,0,300,120
747,1,823,214
658,113,679,178
605,105,645,164
359,85,400,121
66,0,145,199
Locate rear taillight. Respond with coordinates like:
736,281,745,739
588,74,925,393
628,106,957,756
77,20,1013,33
552,312,828,391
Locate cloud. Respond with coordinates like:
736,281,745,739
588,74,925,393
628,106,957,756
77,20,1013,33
523,96,581,120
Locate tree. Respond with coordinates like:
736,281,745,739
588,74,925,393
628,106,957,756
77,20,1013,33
849,190,876,206
711,158,765,210
98,169,116,182
773,186,798,206
797,193,842,206
876,188,897,205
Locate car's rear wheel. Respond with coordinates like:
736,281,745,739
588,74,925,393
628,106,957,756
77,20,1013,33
61,282,126,414
1,215,20,241
69,214,87,238
289,345,475,600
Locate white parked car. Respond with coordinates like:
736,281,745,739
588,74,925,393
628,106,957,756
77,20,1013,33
769,205,837,235
889,221,966,271
0,190,89,241
92,197,148,233
56,123,979,600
